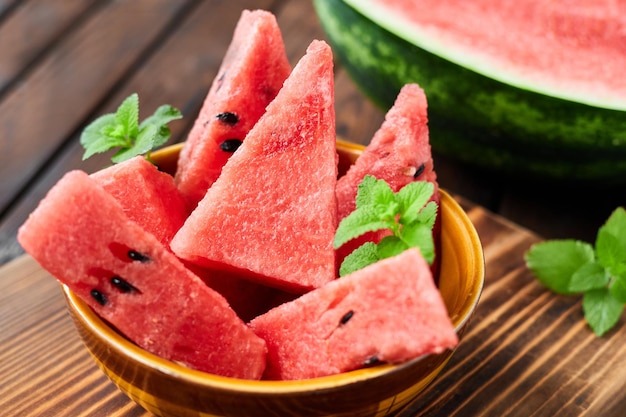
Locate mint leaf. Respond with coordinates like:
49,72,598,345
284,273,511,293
602,207,626,249
333,206,390,249
377,235,409,260
80,114,118,160
400,221,435,263
609,271,626,304
355,175,394,210
596,226,626,270
111,123,157,163
525,206,626,337
80,93,182,163
140,104,183,148
568,261,609,293
582,288,624,337
114,93,139,142
339,242,379,276
335,175,437,276
416,201,438,229
524,240,595,294
396,181,434,224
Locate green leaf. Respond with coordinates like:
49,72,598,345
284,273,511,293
396,181,434,224
582,288,624,336
415,201,438,229
80,114,117,160
114,93,139,140
568,261,609,292
601,207,626,250
333,206,390,249
524,240,595,294
339,242,379,277
596,226,626,270
355,175,394,209
609,271,626,304
139,104,182,147
376,235,409,260
400,222,435,264
79,93,182,163
111,123,157,163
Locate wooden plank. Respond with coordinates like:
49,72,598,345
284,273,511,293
0,0,193,215
0,0,99,93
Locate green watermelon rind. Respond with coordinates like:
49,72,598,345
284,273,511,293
314,0,626,182
343,0,626,112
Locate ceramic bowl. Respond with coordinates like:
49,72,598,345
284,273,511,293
63,140,484,417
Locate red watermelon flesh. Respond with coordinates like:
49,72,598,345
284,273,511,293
91,156,188,247
171,40,338,293
174,9,292,210
249,248,458,380
17,170,267,379
334,84,441,276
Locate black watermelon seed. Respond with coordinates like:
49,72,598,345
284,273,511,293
111,276,139,293
363,355,380,367
127,250,150,263
339,310,354,325
216,112,239,125
413,163,426,179
90,289,108,306
219,139,243,153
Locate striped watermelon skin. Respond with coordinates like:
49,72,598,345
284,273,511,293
314,0,626,183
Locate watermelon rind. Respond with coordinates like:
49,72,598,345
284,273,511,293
314,0,626,182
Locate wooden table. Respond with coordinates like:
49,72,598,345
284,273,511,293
1,1,625,416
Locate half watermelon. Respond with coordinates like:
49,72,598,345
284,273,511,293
315,0,626,182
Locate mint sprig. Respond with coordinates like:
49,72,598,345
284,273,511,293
525,207,626,336
80,93,182,163
334,175,437,276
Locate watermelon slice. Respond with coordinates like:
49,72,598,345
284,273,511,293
90,156,188,247
170,40,338,293
174,9,292,210
334,84,441,275
17,170,267,379
249,248,458,380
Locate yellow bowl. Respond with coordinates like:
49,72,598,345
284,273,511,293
63,140,484,417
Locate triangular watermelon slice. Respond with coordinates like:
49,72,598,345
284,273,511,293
249,248,458,380
18,170,267,379
174,9,292,210
334,84,441,276
171,40,338,293
91,156,188,247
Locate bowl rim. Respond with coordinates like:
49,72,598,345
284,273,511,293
63,140,484,394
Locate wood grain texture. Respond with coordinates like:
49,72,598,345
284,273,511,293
0,0,192,214
0,0,99,93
